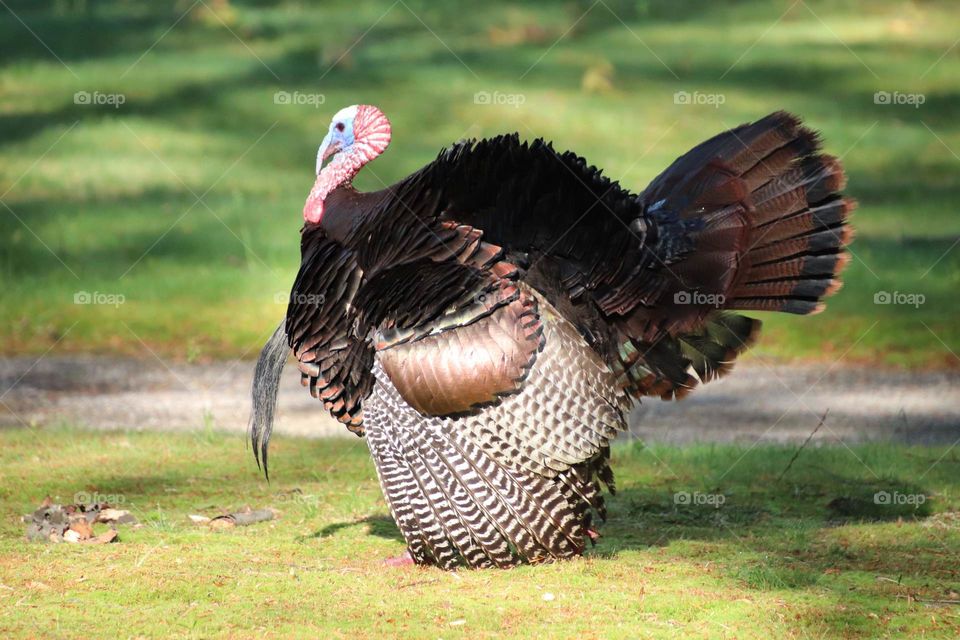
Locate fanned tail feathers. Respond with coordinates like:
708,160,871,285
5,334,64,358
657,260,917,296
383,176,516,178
621,111,854,400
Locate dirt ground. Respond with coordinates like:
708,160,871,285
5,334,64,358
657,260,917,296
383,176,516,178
1,356,957,445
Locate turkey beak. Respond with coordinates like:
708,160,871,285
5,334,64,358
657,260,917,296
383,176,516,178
315,134,341,175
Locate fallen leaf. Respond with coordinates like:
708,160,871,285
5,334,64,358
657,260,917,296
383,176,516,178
209,518,236,530
83,530,118,545
69,519,94,540
98,509,137,525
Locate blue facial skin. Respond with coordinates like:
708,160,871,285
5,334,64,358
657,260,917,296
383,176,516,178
316,115,357,174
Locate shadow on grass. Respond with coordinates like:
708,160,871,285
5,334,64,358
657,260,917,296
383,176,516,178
310,514,404,543
0,1,285,67
6,0,959,144
315,444,942,592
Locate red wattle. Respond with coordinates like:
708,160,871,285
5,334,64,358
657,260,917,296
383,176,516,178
303,195,324,224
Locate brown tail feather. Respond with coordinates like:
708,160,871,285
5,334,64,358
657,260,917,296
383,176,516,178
658,112,853,318
621,111,854,401
725,123,854,315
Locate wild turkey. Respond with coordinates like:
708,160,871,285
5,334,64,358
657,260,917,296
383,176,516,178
250,104,854,569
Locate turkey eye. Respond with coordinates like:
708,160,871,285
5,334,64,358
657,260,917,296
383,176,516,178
335,122,345,132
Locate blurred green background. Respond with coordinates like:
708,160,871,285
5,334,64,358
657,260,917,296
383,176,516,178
1,0,957,367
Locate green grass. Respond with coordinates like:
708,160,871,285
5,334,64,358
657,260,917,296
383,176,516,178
0,0,958,367
1,427,958,638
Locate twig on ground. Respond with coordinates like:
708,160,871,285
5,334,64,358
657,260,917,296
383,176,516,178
398,579,442,590
777,410,829,482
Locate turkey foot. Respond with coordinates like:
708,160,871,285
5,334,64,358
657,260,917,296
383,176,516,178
384,550,415,567
587,529,601,546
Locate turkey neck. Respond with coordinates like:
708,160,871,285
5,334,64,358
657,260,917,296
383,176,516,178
311,185,383,245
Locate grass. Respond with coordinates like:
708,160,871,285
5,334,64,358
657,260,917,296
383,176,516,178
0,0,958,367
1,427,958,638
